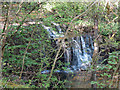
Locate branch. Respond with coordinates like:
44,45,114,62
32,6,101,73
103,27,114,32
105,16,118,27
16,1,23,15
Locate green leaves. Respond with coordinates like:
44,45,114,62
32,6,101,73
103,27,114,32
108,61,117,64
91,81,98,84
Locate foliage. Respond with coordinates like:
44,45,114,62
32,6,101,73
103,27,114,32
43,2,88,29
2,2,70,88
1,1,119,88
91,51,119,88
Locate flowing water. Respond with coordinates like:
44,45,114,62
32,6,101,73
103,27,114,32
42,23,94,88
69,35,94,70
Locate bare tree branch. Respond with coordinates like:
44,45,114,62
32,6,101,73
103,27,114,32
16,1,23,15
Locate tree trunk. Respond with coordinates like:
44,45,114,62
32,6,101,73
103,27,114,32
118,1,120,89
91,12,99,89
0,3,3,89
118,1,120,51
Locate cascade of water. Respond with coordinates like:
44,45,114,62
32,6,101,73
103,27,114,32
41,23,94,72
80,36,92,69
64,48,71,67
81,36,87,54
85,35,90,48
71,38,76,70
51,22,62,34
85,35,92,56
42,25,55,38
71,37,82,70
70,36,93,70
42,24,64,38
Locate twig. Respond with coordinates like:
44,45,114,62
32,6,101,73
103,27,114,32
57,51,64,60
47,0,98,82
105,16,118,27
16,1,23,15
111,9,118,17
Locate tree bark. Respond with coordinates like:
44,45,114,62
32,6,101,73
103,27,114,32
91,4,99,88
0,3,3,89
118,1,120,89
118,1,120,51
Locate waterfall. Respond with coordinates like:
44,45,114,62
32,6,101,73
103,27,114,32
51,22,62,34
64,47,71,66
70,36,93,70
41,23,94,72
71,37,82,70
42,24,64,39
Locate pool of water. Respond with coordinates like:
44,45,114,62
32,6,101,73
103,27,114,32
64,71,92,88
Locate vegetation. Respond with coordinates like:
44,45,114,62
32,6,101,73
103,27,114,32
0,1,119,88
